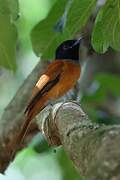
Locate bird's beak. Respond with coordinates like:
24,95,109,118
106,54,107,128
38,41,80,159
72,37,82,47
77,37,83,43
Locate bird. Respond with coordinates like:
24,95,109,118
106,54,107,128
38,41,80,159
12,39,81,158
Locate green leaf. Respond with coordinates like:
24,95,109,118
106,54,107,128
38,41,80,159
8,0,19,20
31,0,97,59
92,0,120,53
0,0,18,70
0,0,9,15
0,15,17,71
0,0,19,20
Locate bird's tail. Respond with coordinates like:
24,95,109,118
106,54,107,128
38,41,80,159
10,113,33,161
11,91,48,160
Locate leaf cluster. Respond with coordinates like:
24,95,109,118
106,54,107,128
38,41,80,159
0,0,120,70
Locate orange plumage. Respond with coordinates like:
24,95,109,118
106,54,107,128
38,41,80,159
12,39,81,158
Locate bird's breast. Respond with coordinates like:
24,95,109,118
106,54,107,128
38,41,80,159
48,60,80,99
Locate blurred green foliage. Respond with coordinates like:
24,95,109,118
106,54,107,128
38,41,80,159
82,74,120,104
57,148,83,180
92,0,120,53
8,0,19,20
1,0,120,70
13,144,82,180
0,0,18,70
81,73,120,124
31,0,97,59
0,0,19,19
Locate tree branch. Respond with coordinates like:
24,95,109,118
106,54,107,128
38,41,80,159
36,102,120,180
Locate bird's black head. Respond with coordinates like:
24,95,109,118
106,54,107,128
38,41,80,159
55,39,81,62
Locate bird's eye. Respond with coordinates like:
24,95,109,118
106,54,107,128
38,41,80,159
63,44,70,50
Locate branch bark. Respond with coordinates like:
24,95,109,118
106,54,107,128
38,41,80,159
36,102,120,180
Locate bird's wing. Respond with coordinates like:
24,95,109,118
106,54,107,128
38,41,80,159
25,73,61,114
25,60,64,115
